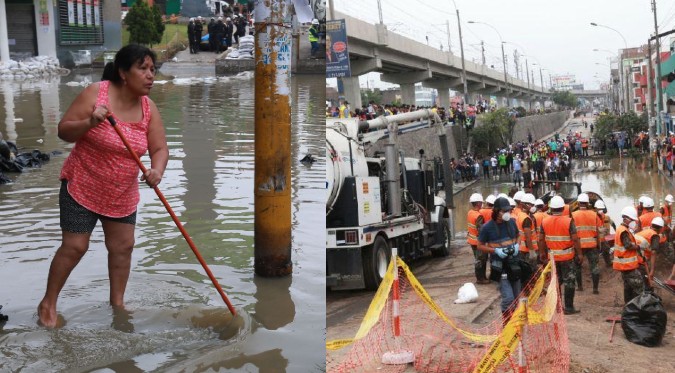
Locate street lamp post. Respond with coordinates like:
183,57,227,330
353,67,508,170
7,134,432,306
451,1,469,105
591,22,630,114
593,48,621,112
469,20,509,107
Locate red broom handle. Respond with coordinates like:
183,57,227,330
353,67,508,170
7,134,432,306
107,116,236,316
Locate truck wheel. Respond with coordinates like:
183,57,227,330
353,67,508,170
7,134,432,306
363,236,390,290
432,222,451,257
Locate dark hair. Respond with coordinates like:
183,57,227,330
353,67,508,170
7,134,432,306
101,44,157,83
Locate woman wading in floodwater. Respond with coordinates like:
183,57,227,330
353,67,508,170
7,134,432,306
38,44,168,328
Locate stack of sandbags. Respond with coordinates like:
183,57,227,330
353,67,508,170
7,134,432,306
0,56,69,80
236,35,254,59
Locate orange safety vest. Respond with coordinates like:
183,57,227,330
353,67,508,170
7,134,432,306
479,208,492,223
534,211,548,231
513,207,522,217
467,209,481,245
639,210,661,230
541,214,575,262
516,212,537,253
636,228,658,260
662,204,672,227
581,139,588,148
572,209,600,249
613,224,641,271
562,204,571,217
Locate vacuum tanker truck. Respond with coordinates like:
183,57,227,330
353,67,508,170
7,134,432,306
326,110,455,290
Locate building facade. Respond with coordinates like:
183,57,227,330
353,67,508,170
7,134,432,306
0,0,121,67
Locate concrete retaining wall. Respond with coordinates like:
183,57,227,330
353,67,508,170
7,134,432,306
367,111,570,164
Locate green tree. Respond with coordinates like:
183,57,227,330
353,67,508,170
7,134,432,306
361,88,382,106
124,1,163,46
470,108,517,155
551,91,578,108
592,112,647,142
151,5,165,45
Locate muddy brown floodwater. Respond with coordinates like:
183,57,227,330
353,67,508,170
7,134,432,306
0,71,325,371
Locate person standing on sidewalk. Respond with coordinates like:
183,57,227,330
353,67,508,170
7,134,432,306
571,193,603,294
468,193,490,284
539,196,583,314
477,197,521,321
309,19,320,58
613,206,647,304
187,18,196,54
512,154,522,187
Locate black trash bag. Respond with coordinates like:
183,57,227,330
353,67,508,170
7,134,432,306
621,290,667,347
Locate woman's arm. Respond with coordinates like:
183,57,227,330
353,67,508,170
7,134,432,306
142,99,169,188
58,83,105,143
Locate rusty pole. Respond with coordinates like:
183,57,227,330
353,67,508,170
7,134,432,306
253,0,292,277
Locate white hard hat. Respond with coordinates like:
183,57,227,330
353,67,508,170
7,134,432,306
508,197,516,207
198,16,203,20
513,191,525,201
218,16,223,21
577,193,589,203
621,206,638,221
485,194,496,205
638,195,648,205
312,18,319,25
522,193,536,205
643,197,654,208
497,193,508,199
190,17,195,21
666,194,674,203
534,198,545,207
549,196,565,209
470,193,484,203
226,17,231,21
651,216,665,227
594,200,606,210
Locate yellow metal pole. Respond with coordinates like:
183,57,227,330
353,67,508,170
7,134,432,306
254,0,293,277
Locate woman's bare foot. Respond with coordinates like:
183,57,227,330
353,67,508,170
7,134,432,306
37,300,57,328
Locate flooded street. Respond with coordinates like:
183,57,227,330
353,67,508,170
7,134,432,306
0,71,325,371
451,157,673,240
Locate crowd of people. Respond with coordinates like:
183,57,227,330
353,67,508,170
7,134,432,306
467,187,675,323
187,11,251,54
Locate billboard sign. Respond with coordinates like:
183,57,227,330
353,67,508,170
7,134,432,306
326,19,351,78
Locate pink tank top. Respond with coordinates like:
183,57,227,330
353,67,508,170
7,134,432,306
60,80,151,218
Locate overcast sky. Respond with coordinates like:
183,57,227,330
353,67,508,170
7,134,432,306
328,0,671,91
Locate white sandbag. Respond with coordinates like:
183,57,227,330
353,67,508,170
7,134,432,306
454,282,479,304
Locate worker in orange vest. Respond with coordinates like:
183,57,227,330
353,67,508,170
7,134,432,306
539,196,583,314
636,217,665,284
517,193,539,268
533,198,548,231
638,197,661,232
467,193,490,284
480,195,495,223
581,138,589,157
571,193,603,294
659,194,673,242
594,199,615,268
512,191,525,217
613,206,647,304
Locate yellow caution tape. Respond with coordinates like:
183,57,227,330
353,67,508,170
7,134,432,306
473,303,527,373
326,258,395,351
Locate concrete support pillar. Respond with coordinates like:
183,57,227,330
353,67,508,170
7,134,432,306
0,0,10,62
34,0,57,57
400,83,416,106
1,81,16,141
437,88,450,108
341,76,362,110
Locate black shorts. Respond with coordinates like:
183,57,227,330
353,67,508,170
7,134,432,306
59,180,136,234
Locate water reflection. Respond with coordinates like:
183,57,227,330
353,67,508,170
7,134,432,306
253,275,295,330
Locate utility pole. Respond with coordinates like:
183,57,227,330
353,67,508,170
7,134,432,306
253,0,292,277
653,0,664,135
377,0,384,24
513,49,520,80
456,8,469,104
328,0,334,20
481,41,486,65
446,19,452,54
525,58,530,111
502,43,509,107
